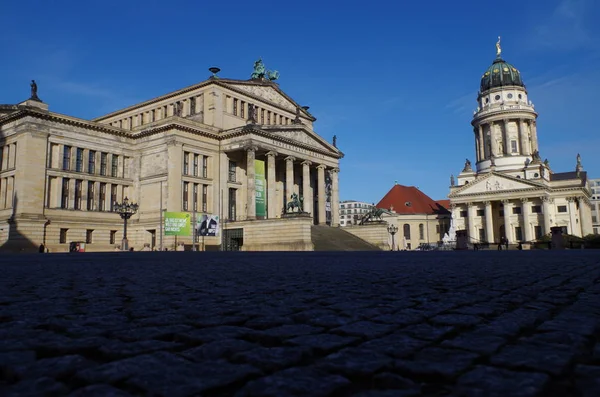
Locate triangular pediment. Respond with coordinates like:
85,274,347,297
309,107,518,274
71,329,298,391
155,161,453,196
450,173,544,197
273,129,328,149
223,82,300,113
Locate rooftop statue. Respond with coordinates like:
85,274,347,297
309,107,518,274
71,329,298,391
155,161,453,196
496,36,502,57
251,58,279,81
576,153,582,167
30,80,41,101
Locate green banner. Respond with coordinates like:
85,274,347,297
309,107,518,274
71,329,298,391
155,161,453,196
255,159,266,217
164,212,191,236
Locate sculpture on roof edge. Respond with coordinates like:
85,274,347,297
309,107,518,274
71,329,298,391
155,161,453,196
576,153,582,167
247,103,257,124
292,107,302,124
462,158,472,172
496,36,502,57
251,58,279,81
30,80,40,101
450,174,455,187
332,135,337,148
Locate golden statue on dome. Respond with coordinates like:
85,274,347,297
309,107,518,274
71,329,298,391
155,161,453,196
496,36,502,57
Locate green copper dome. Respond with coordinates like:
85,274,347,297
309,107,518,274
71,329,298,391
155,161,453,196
480,57,524,92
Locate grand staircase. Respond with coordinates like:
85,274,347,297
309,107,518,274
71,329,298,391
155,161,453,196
311,225,381,251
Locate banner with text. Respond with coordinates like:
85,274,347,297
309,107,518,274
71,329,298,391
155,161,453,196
164,212,191,236
255,159,266,217
197,214,220,237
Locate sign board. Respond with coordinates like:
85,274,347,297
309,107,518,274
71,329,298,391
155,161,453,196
164,212,191,236
197,214,220,237
255,159,266,217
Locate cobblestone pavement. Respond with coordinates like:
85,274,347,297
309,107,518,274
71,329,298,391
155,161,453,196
1,251,600,396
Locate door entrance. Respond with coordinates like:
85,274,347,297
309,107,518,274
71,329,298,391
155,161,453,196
223,228,243,251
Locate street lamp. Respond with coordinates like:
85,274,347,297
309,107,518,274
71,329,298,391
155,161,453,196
387,224,398,251
114,197,139,251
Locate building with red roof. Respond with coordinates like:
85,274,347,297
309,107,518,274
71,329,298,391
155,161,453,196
375,183,450,250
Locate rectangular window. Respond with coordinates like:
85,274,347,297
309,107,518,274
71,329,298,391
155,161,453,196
76,148,83,172
534,225,542,239
476,209,484,216
87,182,95,210
460,210,467,218
63,146,71,171
532,205,542,213
60,228,68,244
202,184,207,212
267,111,271,125
233,99,238,116
260,109,264,124
110,230,117,244
193,183,198,211
88,150,96,174
511,140,518,153
240,101,245,118
279,115,283,124
436,225,440,234
111,155,118,177
61,178,70,209
183,182,189,211
100,153,107,176
86,229,93,244
228,188,236,220
74,180,82,210
557,205,567,213
203,156,208,178
183,152,189,175
110,185,117,211
499,210,504,216
193,154,199,176
515,226,523,241
99,183,106,211
512,207,522,215
228,160,236,182
592,216,597,223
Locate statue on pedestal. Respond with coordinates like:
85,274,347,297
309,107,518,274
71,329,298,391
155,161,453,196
332,135,337,148
284,193,304,213
30,80,41,101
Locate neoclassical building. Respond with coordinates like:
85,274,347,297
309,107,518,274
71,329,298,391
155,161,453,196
0,61,342,252
448,40,593,244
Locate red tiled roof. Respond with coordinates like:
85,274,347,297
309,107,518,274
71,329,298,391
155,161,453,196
435,199,451,210
376,185,450,215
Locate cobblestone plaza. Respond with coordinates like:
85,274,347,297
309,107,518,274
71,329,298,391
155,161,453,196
1,251,600,396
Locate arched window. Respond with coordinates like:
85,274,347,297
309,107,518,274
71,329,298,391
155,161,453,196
403,224,411,239
419,224,425,240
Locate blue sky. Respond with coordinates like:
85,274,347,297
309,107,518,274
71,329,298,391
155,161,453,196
2,0,599,202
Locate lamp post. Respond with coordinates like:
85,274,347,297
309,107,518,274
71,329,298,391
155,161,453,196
387,224,398,251
114,197,139,251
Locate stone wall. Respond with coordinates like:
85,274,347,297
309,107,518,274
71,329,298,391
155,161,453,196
239,217,313,251
343,223,390,250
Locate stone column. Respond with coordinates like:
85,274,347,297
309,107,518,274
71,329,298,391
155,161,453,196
521,198,532,242
302,160,312,215
478,125,485,160
467,202,477,243
266,151,277,219
246,147,256,220
490,123,499,157
331,168,340,227
484,201,494,243
502,199,513,243
473,128,480,162
503,119,510,154
285,156,295,204
317,165,326,225
542,197,553,237
518,119,529,155
531,120,539,152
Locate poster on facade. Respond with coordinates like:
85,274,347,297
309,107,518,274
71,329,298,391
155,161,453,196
164,212,191,236
255,159,266,217
197,214,220,236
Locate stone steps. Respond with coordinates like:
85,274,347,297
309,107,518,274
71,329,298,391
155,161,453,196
311,225,381,251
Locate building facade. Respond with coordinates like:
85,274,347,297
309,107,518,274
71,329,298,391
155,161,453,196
377,183,450,250
590,178,600,234
339,200,373,227
0,62,343,252
448,40,593,243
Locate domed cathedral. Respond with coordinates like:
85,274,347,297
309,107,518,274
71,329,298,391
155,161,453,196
448,38,593,245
